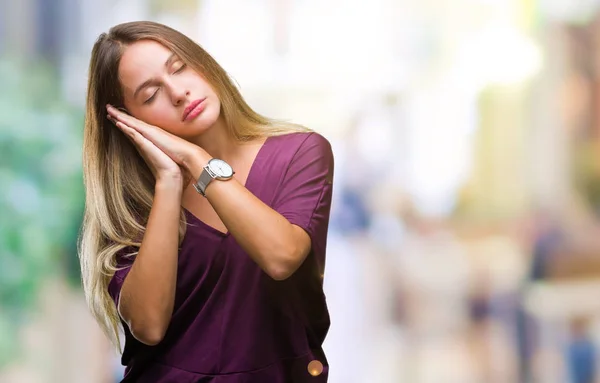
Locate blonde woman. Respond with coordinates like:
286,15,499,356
78,21,334,382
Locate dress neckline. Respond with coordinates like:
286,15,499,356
183,135,273,237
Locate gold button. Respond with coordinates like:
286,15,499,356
307,360,323,376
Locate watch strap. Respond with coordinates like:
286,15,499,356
193,166,215,197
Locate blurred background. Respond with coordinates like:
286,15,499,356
2,0,600,382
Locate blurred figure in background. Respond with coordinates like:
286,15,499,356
567,316,597,383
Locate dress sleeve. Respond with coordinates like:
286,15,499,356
107,246,138,308
272,132,334,273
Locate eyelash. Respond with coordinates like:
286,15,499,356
174,63,186,74
144,91,158,104
143,63,187,104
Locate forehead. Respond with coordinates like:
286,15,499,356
118,40,172,88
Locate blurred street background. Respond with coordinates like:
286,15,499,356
3,0,600,382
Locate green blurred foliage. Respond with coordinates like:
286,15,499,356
0,57,84,366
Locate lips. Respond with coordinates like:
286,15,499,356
182,98,206,121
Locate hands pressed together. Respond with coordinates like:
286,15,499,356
106,104,209,188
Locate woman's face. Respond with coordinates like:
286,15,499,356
117,40,221,138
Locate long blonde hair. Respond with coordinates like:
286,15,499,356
78,21,309,352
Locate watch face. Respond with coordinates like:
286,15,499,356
208,159,234,178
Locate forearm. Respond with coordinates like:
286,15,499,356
206,178,306,280
118,178,182,345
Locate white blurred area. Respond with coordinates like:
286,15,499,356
4,0,600,382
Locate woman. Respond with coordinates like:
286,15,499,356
78,21,334,382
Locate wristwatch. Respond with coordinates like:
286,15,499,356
193,158,235,197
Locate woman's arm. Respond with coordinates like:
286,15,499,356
188,135,333,281
106,107,333,282
117,177,182,346
109,106,192,346
207,177,311,280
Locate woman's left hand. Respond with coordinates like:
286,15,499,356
107,104,210,178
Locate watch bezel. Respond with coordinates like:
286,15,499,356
207,158,234,179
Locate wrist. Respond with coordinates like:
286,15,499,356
155,175,184,192
184,148,212,180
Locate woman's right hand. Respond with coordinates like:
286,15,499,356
111,117,185,186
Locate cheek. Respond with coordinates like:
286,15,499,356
137,105,181,133
191,75,215,96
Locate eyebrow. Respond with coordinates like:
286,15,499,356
133,52,178,100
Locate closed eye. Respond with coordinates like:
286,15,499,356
173,63,186,74
142,63,186,104
144,89,159,104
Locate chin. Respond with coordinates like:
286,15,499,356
196,106,220,130
181,120,214,139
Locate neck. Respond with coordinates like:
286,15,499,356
190,116,240,162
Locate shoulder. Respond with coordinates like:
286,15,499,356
270,132,334,188
271,131,330,146
269,132,333,162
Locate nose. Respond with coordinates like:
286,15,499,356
170,83,189,106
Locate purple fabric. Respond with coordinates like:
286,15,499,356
107,132,334,382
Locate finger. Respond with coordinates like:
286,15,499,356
107,105,150,133
107,114,123,129
106,105,181,158
115,120,139,142
106,105,176,139
108,115,132,140
106,105,139,129
115,121,153,162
